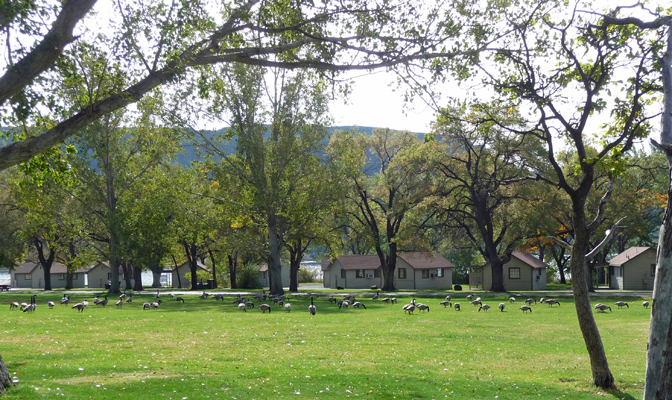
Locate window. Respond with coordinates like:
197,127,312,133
374,268,380,278
356,269,364,278
652,264,656,277
74,273,78,280
340,269,346,279
398,268,406,279
509,267,520,279
58,273,66,280
437,268,443,278
25,273,31,280
422,269,429,279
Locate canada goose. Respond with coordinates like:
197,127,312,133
478,304,491,312
339,300,350,309
72,302,87,312
352,301,367,309
23,295,37,313
372,291,380,300
445,295,452,301
119,291,126,300
284,303,291,312
115,299,123,307
498,303,505,312
466,294,473,301
509,297,516,303
524,298,536,305
200,292,211,300
168,293,175,298
175,296,185,303
475,297,482,302
151,300,162,309
10,302,19,310
454,303,461,311
470,299,482,306
20,301,28,310
238,303,246,312
542,299,560,307
381,298,391,304
309,297,316,315
439,301,452,308
594,303,611,312
60,295,70,305
126,294,133,303
615,301,629,309
519,305,532,313
643,301,650,308
416,303,429,312
213,294,224,301
156,290,160,299
403,303,416,314
143,302,151,310
47,301,55,309
327,296,336,304
259,304,271,313
93,295,100,305
83,300,88,307
98,296,109,307
390,298,397,304
245,301,254,309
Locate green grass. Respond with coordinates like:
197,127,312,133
0,292,649,399
545,283,573,291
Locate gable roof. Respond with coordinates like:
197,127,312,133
49,262,88,274
398,252,454,269
174,261,211,272
320,258,331,271
13,261,39,274
511,251,548,269
332,255,381,270
609,247,654,266
13,261,86,274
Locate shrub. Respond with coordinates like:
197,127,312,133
237,263,262,289
298,267,320,283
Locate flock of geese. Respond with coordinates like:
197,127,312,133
7,290,650,316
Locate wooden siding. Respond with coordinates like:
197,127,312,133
623,249,656,290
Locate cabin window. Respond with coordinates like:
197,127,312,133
651,264,656,277
25,273,31,280
356,269,364,278
437,268,444,278
340,269,346,279
74,273,78,280
422,269,429,279
398,268,406,279
58,273,66,280
374,268,380,278
509,267,520,279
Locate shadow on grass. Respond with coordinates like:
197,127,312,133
606,387,637,400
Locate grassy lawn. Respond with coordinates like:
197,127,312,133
0,292,649,399
545,283,573,291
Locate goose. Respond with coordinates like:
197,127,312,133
151,300,162,309
245,301,255,309
416,303,429,312
233,295,244,304
278,299,284,306
454,303,461,311
10,302,19,310
643,301,650,308
339,300,350,309
466,294,473,301
327,296,336,304
380,298,391,304
175,296,185,303
445,295,452,301
284,303,291,312
259,304,271,313
439,301,452,308
470,299,482,306
126,294,133,303
614,301,629,309
542,299,560,307
168,293,175,298
97,296,109,307
238,303,247,312
403,303,416,314
498,303,505,312
72,302,87,312
93,295,100,305
60,295,70,306
115,299,123,307
200,292,211,300
309,297,316,315
594,303,611,312
391,298,397,304
524,298,536,305
475,297,482,302
519,305,532,313
372,291,380,300
119,291,126,300
478,304,491,312
213,294,225,301
83,300,88,307
509,297,516,303
156,290,161,299
23,295,37,313
142,302,151,310
47,301,55,309
20,301,28,310
352,301,367,309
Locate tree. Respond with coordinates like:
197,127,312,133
329,128,434,291
0,0,486,171
454,1,662,388
430,102,546,291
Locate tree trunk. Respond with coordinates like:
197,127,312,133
150,265,162,287
120,262,133,290
0,354,12,395
267,216,284,295
208,249,217,289
489,258,506,292
228,253,238,289
65,269,74,290
644,23,672,399
107,224,121,294
571,214,614,389
379,246,397,291
35,238,55,291
288,240,303,292
133,266,143,291
172,255,182,289
586,262,595,292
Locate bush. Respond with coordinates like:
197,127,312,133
184,269,211,284
237,263,262,289
298,267,320,283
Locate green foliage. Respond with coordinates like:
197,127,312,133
184,269,210,283
298,267,320,283
236,263,262,289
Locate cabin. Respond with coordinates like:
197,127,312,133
258,264,294,288
86,261,136,289
468,251,547,291
10,261,87,289
321,252,454,290
171,261,211,289
608,246,656,290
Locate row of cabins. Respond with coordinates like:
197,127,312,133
7,246,659,291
